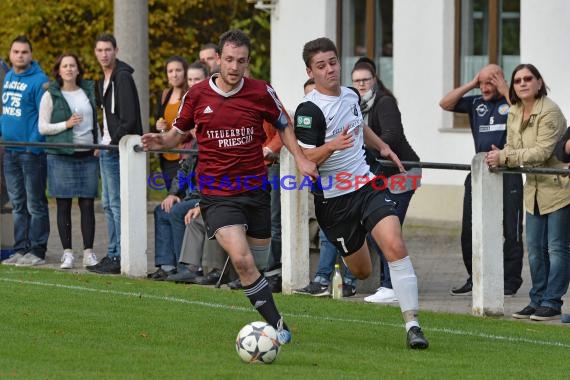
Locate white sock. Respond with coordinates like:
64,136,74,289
161,264,176,272
388,256,420,325
63,249,73,255
405,321,420,331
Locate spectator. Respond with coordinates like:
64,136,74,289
439,64,524,296
0,58,10,212
148,138,201,280
199,42,219,74
141,29,317,345
352,57,421,304
174,203,228,285
154,56,189,182
38,53,99,269
294,78,358,298
149,61,207,281
294,37,428,349
485,64,570,321
187,60,209,89
0,36,50,267
87,33,142,274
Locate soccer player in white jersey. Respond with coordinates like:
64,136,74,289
294,37,429,349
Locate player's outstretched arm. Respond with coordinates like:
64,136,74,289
141,128,185,151
363,124,404,172
278,125,318,181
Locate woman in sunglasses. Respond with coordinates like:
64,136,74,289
486,63,570,322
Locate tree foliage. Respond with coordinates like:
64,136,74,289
0,0,270,97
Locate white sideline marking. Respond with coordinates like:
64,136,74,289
2,277,569,349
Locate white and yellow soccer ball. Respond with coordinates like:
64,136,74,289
235,321,281,364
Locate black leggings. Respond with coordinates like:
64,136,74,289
56,198,95,250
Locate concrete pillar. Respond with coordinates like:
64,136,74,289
114,0,149,132
471,153,504,316
280,147,310,294
119,135,147,277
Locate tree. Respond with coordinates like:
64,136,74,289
0,0,270,100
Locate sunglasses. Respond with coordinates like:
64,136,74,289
513,75,535,85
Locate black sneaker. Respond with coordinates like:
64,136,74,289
227,278,242,290
450,280,472,296
266,274,282,293
406,326,429,349
167,268,203,283
91,256,121,274
191,269,222,285
147,268,175,281
86,256,111,272
293,282,330,297
342,284,356,297
512,305,536,319
530,306,561,321
264,264,282,293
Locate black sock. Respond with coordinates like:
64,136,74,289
243,275,288,331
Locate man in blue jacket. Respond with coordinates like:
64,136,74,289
0,36,50,266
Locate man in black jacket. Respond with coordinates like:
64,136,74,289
87,33,142,274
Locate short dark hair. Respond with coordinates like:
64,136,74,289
218,29,250,58
11,35,32,52
95,33,117,49
509,63,548,105
303,78,315,89
52,53,84,87
302,37,338,67
355,56,376,75
200,42,219,54
188,60,209,78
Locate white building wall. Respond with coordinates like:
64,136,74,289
395,0,473,186
270,0,336,112
521,0,570,119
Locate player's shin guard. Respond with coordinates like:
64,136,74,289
243,275,288,331
388,256,420,330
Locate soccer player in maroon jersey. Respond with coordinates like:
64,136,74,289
142,30,316,345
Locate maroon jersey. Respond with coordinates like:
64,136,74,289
173,74,289,195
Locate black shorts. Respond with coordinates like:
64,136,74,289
200,188,271,240
314,178,397,256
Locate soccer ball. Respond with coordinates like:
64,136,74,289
235,321,281,364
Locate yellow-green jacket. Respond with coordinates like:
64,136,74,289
499,96,570,215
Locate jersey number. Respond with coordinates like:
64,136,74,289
336,237,349,254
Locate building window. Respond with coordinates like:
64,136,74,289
454,0,520,126
338,0,393,89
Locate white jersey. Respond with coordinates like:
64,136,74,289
294,87,373,198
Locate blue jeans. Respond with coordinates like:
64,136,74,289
314,229,357,286
99,150,121,258
3,151,50,258
268,164,281,268
525,205,570,312
367,190,414,288
154,198,198,267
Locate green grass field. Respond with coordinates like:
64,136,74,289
1,266,568,380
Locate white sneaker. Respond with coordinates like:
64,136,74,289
60,251,75,269
364,287,398,303
15,253,46,267
1,252,24,265
83,250,98,267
